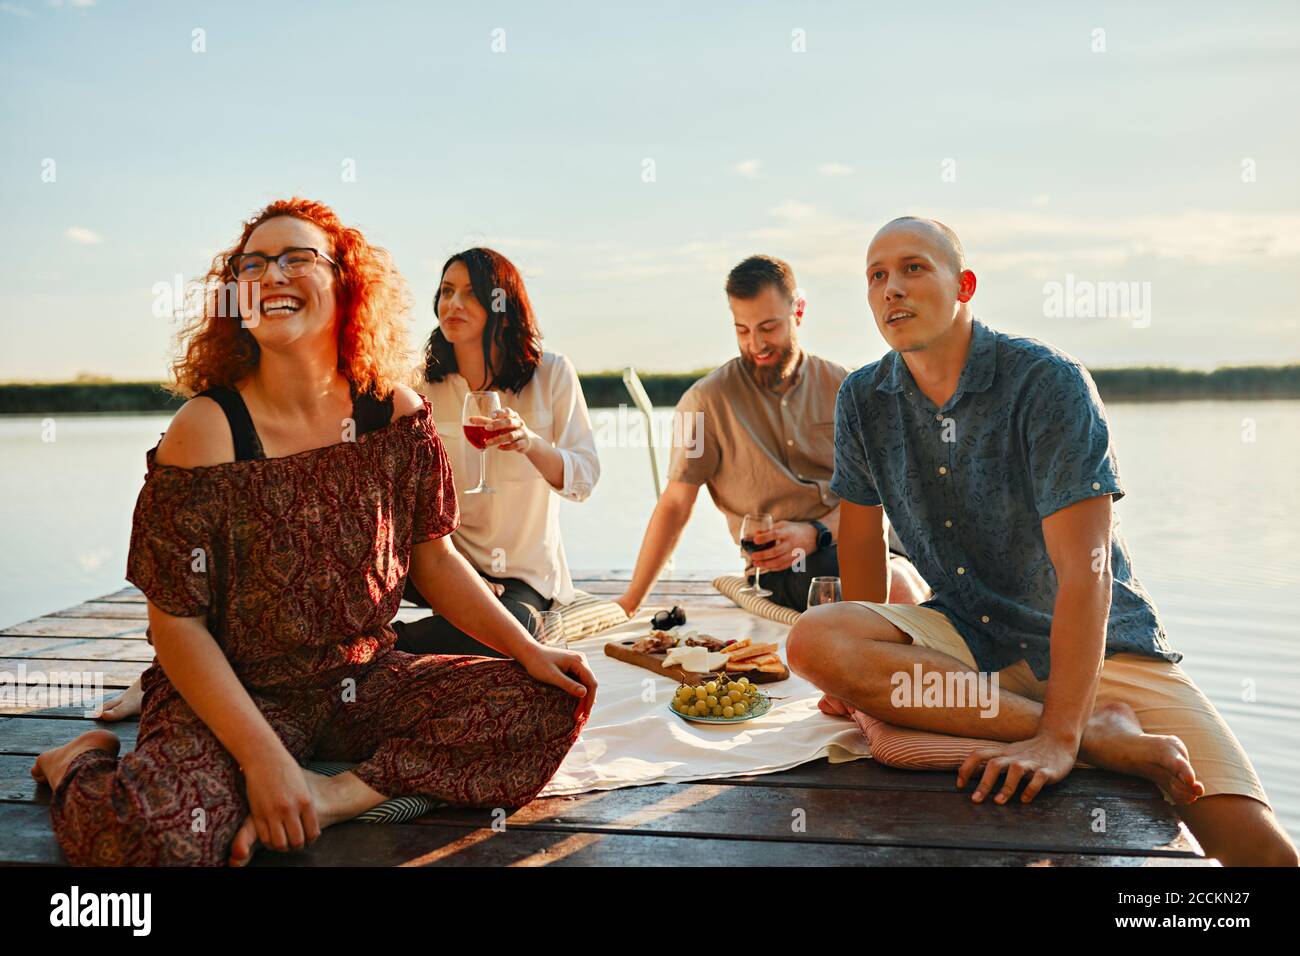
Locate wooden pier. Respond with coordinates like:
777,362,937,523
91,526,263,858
0,572,1210,866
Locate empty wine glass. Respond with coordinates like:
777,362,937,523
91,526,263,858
739,512,774,597
535,609,565,647
462,390,501,495
807,576,842,608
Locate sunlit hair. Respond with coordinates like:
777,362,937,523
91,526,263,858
879,216,967,273
168,197,412,398
726,254,798,302
422,247,543,394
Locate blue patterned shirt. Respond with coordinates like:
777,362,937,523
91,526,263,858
831,318,1179,680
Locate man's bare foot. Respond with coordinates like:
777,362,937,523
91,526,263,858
31,730,120,790
1082,701,1204,804
99,677,143,722
227,769,385,867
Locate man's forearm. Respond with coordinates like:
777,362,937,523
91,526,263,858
1038,575,1111,747
624,497,691,608
838,508,889,603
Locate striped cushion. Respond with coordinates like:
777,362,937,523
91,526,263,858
306,761,443,824
548,588,629,644
712,575,802,626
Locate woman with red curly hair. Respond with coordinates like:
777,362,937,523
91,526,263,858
32,199,596,866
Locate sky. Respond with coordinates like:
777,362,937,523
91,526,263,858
2,0,1298,381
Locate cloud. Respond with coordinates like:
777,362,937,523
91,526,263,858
0,3,35,17
818,162,853,177
733,159,760,178
65,226,102,244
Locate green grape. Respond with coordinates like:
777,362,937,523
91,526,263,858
710,706,722,716
734,701,748,715
695,686,707,700
694,702,709,716
723,706,735,718
705,681,718,695
706,695,718,708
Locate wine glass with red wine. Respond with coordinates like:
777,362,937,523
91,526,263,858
739,512,774,597
462,390,501,495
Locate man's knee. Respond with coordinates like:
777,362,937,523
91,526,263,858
787,603,894,682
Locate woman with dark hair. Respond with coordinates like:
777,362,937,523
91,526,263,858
391,247,606,656
33,201,595,866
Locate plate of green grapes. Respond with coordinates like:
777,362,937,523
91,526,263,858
669,675,772,723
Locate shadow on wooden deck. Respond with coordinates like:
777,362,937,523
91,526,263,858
0,573,1210,867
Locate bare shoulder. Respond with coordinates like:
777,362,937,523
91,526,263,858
390,384,426,420
155,396,235,468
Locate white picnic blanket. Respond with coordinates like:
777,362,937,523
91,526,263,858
540,605,872,797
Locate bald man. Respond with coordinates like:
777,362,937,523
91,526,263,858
786,216,1296,866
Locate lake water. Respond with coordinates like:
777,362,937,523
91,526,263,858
2,402,1298,839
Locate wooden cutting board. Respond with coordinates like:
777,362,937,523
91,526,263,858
603,638,789,683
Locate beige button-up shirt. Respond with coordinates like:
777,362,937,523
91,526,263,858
667,351,849,544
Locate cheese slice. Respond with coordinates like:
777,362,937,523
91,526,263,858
661,645,731,673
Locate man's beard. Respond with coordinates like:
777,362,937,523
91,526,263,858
741,342,799,389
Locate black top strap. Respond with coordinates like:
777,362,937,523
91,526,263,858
197,386,263,461
197,385,394,461
352,390,395,435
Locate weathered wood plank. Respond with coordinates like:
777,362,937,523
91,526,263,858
702,757,1161,800
47,601,149,620
0,691,118,717
0,617,149,639
418,782,1197,856
251,820,1210,868
578,580,722,596
0,753,43,803
0,658,144,688
0,636,155,661
572,570,723,583
0,802,1210,868
0,717,139,755
0,804,66,866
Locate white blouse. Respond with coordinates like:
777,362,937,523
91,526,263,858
417,350,600,605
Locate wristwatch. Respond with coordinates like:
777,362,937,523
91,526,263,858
810,519,833,552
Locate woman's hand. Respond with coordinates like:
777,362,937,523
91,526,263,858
517,643,598,721
240,747,320,853
485,407,534,453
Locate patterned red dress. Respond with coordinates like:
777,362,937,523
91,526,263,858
49,399,584,866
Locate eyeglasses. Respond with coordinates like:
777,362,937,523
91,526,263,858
228,247,337,281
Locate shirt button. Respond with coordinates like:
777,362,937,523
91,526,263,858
981,615,990,624
782,399,788,406
938,466,948,476
787,439,794,446
957,566,966,575
934,414,943,422
1019,641,1028,649
944,519,953,528
1092,481,1101,490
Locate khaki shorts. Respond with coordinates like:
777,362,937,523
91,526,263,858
852,602,1270,808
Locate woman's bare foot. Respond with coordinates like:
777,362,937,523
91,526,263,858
99,677,143,722
227,769,386,867
31,730,120,790
1081,701,1204,804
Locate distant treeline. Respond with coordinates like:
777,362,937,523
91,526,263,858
2,365,1299,414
